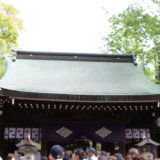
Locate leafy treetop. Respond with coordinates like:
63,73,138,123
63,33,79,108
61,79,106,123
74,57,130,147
0,2,23,78
103,1,160,83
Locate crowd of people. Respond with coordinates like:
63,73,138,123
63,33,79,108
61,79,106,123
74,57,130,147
48,145,144,160
0,145,147,160
5,151,26,160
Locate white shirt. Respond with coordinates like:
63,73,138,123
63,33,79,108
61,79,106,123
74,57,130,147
89,156,98,160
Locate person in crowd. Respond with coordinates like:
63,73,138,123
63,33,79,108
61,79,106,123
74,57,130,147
17,151,26,160
63,148,70,160
72,148,85,160
0,155,3,160
128,148,139,160
6,154,15,160
105,152,110,159
98,151,110,160
87,148,98,160
114,153,124,160
132,155,145,160
49,145,64,160
108,156,117,160
85,150,89,159
41,156,48,160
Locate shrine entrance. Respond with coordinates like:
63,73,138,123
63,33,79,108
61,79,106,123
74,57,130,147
41,122,125,156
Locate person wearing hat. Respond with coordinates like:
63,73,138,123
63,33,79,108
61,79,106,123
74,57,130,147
98,151,110,160
17,151,26,160
114,153,124,160
49,145,64,160
87,148,98,160
128,148,139,160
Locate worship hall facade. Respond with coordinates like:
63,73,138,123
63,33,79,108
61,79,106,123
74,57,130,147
0,51,160,157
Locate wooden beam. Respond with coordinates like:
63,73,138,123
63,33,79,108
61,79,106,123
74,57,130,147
7,96,160,103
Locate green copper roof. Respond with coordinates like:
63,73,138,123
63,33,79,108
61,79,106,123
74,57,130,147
0,58,160,95
0,51,160,101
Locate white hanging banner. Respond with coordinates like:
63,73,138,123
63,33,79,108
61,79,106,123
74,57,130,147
31,128,39,139
4,128,9,139
139,128,147,139
24,128,31,138
125,129,132,139
132,129,140,139
4,127,41,139
16,128,24,139
4,127,150,140
9,128,16,138
146,129,151,138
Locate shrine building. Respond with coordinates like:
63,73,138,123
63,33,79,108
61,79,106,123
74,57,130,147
0,50,160,157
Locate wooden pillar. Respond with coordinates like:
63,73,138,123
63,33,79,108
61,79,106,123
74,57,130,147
41,141,48,157
119,142,126,157
154,117,160,157
0,102,4,158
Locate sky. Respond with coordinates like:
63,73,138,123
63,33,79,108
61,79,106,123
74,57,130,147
3,0,140,53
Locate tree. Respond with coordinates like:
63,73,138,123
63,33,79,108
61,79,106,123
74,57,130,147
151,0,160,5
0,2,23,78
103,1,160,83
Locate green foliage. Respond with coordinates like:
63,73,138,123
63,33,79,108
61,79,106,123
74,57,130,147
0,2,23,54
0,2,23,79
103,1,160,83
0,57,6,79
151,0,160,5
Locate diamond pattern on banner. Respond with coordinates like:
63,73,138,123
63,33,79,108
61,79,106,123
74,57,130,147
125,129,132,139
56,127,73,138
4,128,9,139
31,128,39,139
95,127,112,138
132,129,140,138
16,128,24,139
24,128,31,138
146,129,151,138
139,129,147,139
9,128,16,138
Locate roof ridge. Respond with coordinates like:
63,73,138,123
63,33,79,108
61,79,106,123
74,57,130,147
12,50,137,64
